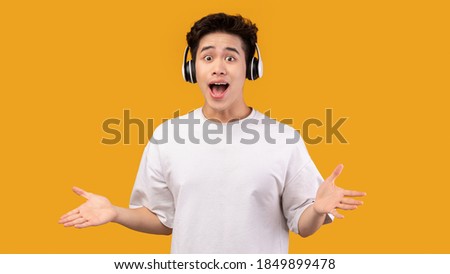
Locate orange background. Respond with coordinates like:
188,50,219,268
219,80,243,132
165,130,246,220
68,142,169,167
1,0,449,253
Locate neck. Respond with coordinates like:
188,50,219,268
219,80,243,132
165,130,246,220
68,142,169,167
202,105,252,123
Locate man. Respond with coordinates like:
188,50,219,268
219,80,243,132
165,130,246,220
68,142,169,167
59,13,366,253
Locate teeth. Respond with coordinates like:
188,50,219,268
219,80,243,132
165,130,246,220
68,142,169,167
213,83,227,85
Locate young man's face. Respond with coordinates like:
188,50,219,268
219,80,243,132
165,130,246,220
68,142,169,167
195,32,248,118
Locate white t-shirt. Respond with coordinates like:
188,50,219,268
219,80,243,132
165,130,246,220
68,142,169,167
130,107,332,253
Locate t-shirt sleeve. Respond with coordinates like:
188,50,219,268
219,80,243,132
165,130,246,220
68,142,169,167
281,136,333,234
129,131,175,229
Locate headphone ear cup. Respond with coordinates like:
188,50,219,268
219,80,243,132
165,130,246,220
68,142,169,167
190,60,196,83
184,60,197,83
182,46,197,83
183,61,190,82
247,57,260,80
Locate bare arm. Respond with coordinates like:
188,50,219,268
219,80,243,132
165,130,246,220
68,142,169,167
113,206,172,235
297,204,327,238
58,186,171,235
297,164,366,237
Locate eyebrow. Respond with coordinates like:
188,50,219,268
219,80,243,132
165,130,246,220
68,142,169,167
200,46,240,55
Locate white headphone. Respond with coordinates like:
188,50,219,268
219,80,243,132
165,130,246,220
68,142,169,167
182,43,263,83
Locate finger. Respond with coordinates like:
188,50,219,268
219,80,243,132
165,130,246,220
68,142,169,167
72,186,92,199
328,164,344,181
336,204,358,210
341,198,364,206
59,208,80,220
343,189,367,197
59,212,82,224
75,220,94,229
63,216,88,227
329,209,344,219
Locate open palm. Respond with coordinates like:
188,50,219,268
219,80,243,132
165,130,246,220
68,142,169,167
313,164,366,218
59,187,118,228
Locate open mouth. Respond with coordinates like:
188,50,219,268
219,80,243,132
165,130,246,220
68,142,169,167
208,82,229,99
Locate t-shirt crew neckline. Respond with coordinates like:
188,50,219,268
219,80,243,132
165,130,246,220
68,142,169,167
198,106,256,125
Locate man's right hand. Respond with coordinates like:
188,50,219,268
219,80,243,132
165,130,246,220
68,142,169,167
58,186,118,228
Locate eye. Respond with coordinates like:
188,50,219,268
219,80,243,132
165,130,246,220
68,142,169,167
204,55,213,61
225,56,235,62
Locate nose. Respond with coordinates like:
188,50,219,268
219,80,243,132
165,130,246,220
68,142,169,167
212,59,226,76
